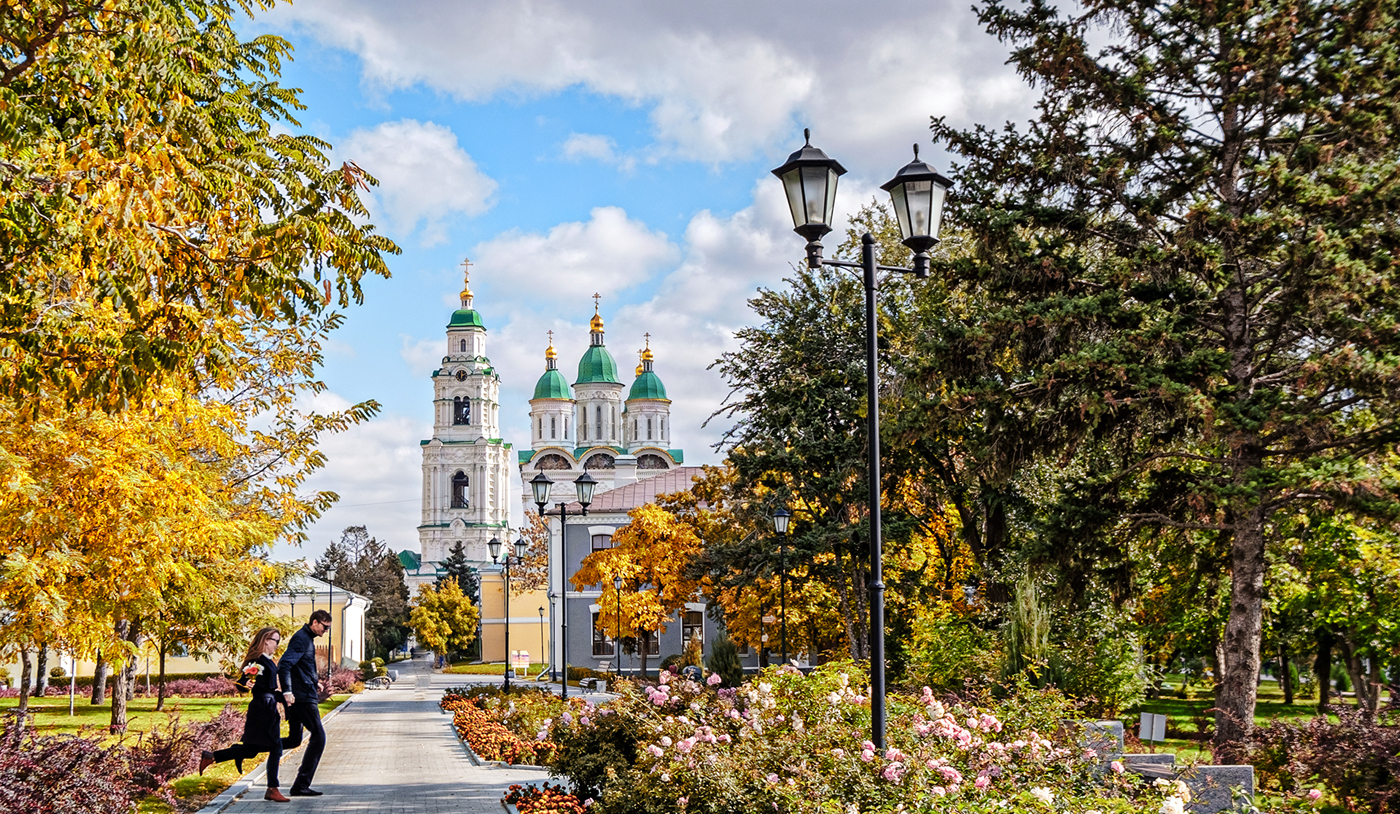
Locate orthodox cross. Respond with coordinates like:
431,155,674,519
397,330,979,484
461,257,472,283
547,330,554,346
643,332,651,348
592,292,601,312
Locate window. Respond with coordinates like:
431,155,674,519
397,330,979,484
612,406,617,439
564,418,569,439
592,612,615,656
661,418,665,439
683,611,703,650
634,418,639,439
591,534,612,552
451,471,469,508
169,640,190,657
637,453,668,470
453,397,470,425
735,639,749,656
535,453,571,470
641,632,660,655
550,416,557,439
460,338,467,352
647,417,653,440
584,453,615,470
595,405,603,439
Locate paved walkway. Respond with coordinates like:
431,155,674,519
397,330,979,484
212,656,549,814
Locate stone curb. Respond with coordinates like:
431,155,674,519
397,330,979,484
196,694,359,814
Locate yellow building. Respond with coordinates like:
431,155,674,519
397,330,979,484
477,568,550,669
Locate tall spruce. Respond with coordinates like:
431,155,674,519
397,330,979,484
932,0,1400,746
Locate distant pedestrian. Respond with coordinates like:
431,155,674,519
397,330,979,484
278,609,333,797
199,627,291,803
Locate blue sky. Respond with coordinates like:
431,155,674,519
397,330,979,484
249,0,1037,563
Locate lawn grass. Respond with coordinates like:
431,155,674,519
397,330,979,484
3,693,352,814
445,661,548,675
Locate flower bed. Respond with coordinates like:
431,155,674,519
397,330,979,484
504,782,586,814
441,690,564,765
538,662,1325,814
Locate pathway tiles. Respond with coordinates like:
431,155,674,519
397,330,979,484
217,662,548,814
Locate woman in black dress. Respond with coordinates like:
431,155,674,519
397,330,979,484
199,626,291,802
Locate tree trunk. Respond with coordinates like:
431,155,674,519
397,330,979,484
1366,652,1382,715
1337,632,1376,721
16,647,31,719
91,654,108,705
638,630,650,678
1214,504,1267,748
156,645,168,712
34,645,49,697
1315,627,1334,710
1279,644,1293,705
110,618,141,734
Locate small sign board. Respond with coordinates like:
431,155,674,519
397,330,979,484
1138,712,1167,743
762,615,776,625
760,634,769,643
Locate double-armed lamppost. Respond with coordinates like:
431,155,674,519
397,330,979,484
772,129,953,748
772,508,791,666
530,471,599,700
489,535,530,690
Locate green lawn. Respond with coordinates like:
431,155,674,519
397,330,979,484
3,693,352,814
445,661,548,675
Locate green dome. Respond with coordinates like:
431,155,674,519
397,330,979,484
628,370,668,401
575,345,622,385
448,309,485,329
533,369,571,400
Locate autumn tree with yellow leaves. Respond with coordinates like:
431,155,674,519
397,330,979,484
410,580,481,663
573,504,707,678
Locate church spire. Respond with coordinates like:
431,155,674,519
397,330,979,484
545,330,557,371
460,257,474,309
589,293,605,346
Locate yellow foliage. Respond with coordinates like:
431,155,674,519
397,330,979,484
410,580,480,658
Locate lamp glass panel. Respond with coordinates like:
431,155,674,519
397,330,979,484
488,537,502,560
800,166,831,226
781,168,806,228
906,180,933,237
515,538,529,559
928,182,948,239
575,475,597,506
531,473,552,505
889,183,913,240
823,168,841,225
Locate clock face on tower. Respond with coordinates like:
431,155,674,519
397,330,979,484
455,369,468,382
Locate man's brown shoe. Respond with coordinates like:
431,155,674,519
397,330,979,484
198,751,215,775
265,789,290,803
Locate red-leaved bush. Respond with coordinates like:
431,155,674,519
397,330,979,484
1241,696,1400,813
0,712,139,813
128,704,245,793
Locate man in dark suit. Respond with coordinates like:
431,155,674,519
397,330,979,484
278,608,332,797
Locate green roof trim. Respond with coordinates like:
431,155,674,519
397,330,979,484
575,344,623,384
448,309,485,329
398,550,421,570
668,449,684,463
533,368,571,400
573,445,627,457
628,370,669,401
519,450,538,464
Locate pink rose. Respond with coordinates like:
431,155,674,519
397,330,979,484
1110,760,1125,775
1308,789,1323,803
707,672,722,686
766,773,780,785
974,775,990,791
860,749,875,762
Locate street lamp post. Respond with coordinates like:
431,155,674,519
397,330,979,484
538,606,546,676
530,471,598,700
772,129,952,749
772,508,791,666
489,535,531,690
613,575,623,678
325,567,337,681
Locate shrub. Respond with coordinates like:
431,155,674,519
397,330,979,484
441,694,559,765
159,675,240,698
903,604,999,693
547,698,643,800
567,666,611,683
1242,702,1400,812
49,666,66,680
128,705,244,793
703,630,743,688
0,712,140,813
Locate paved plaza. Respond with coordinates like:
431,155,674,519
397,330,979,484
208,656,548,814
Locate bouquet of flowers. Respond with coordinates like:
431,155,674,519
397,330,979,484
237,661,263,691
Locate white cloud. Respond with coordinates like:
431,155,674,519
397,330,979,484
563,133,618,162
273,394,429,562
260,0,1033,170
399,335,444,378
337,119,497,246
471,206,679,307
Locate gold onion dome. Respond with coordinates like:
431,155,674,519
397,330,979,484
546,343,557,361
590,313,605,332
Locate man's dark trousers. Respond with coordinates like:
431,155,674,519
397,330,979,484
284,702,326,792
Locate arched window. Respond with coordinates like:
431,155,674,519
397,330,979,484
584,453,616,470
453,397,470,425
634,418,639,439
535,453,572,470
460,338,467,352
550,416,557,439
595,405,603,439
564,418,569,439
647,417,653,440
637,453,669,470
661,418,665,439
537,417,543,439
451,471,469,508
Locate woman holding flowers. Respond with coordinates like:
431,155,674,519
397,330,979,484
199,627,291,802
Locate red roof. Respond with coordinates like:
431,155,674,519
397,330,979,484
567,466,708,513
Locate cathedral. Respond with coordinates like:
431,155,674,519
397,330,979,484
406,270,684,587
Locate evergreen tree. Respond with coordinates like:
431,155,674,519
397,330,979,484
931,0,1400,747
437,541,480,603
704,630,744,688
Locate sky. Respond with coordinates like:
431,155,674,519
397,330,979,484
249,0,1040,564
